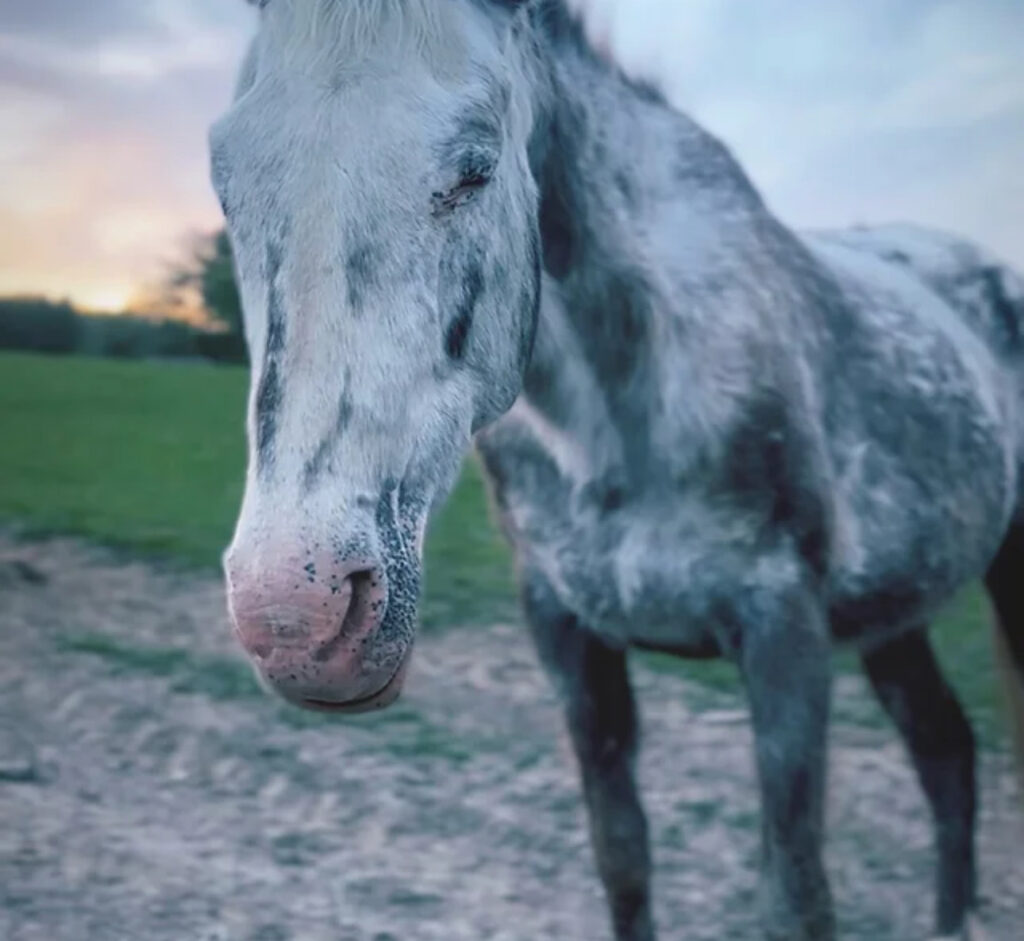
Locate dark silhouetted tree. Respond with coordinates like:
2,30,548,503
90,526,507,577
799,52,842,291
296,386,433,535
0,297,80,353
171,230,248,363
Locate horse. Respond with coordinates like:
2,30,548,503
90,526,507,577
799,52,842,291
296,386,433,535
211,2,1024,938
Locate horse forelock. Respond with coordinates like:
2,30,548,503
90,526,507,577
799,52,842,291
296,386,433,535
255,0,464,71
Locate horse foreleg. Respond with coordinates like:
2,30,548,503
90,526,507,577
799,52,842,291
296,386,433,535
740,589,835,941
522,570,655,941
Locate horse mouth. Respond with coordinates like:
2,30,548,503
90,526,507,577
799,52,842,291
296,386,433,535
298,655,409,715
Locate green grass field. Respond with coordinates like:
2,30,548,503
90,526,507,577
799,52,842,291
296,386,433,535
0,350,1008,742
0,350,517,629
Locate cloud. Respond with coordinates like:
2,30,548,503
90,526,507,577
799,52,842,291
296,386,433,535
573,0,1024,266
0,0,254,307
1,0,154,44
0,0,1021,309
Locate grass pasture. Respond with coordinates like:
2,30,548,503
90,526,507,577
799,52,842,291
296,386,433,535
0,350,1010,743
0,350,518,629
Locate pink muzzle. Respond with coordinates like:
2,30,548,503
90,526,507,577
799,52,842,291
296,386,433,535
226,550,409,713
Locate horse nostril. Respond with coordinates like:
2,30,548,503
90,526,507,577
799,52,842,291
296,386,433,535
310,568,384,662
344,569,377,634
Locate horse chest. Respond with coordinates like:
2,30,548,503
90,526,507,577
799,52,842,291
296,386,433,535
475,422,770,650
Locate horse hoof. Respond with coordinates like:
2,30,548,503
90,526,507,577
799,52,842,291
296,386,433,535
927,913,990,941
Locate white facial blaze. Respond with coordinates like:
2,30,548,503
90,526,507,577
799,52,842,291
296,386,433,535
214,0,541,565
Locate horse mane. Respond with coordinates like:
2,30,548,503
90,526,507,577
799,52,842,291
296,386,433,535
244,1,646,98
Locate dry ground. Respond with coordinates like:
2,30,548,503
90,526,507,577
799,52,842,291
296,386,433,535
1,534,1022,940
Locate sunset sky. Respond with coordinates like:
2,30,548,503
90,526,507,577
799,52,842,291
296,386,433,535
1,0,1022,313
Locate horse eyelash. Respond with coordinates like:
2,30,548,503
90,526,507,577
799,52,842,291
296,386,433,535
431,171,492,215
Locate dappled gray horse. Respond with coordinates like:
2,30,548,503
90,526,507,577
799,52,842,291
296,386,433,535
211,1,1024,938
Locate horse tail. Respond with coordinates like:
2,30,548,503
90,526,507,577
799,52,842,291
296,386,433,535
983,260,1024,356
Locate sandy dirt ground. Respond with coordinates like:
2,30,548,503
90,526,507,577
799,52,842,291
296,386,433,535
1,533,1022,941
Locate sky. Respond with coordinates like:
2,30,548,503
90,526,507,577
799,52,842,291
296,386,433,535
0,0,1022,312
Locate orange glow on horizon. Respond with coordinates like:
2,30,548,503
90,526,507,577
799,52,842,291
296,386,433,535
75,285,138,315
0,114,227,322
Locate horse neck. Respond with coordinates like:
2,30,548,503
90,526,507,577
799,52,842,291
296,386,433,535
517,13,822,488
520,18,690,480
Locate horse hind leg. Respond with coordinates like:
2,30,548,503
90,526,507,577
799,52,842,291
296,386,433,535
861,629,978,939
984,522,1024,792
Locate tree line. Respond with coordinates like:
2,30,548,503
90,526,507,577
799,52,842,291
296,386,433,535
0,231,247,364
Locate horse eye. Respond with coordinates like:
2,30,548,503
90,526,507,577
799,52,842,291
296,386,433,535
432,172,491,215
457,171,490,192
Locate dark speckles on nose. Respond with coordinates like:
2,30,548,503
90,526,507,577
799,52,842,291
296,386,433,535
445,257,483,360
